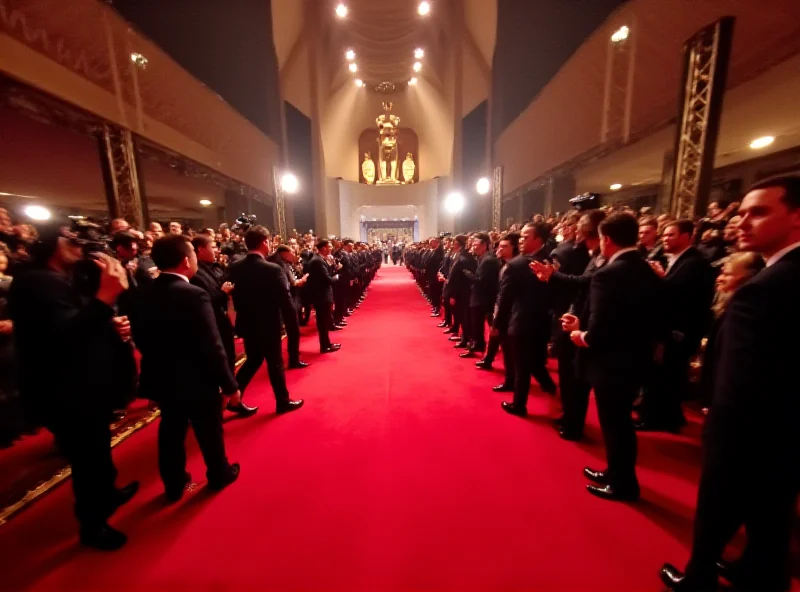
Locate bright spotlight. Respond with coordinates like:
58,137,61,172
413,62,422,73
408,77,418,86
24,205,51,221
280,173,300,194
199,199,212,206
611,25,629,43
355,79,364,88
349,63,358,73
749,135,775,149
414,48,425,59
418,1,431,16
335,3,348,18
345,49,356,61
609,183,622,191
445,192,465,214
476,177,491,195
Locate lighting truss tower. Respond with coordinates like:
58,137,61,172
491,166,504,231
272,167,287,239
670,17,734,219
97,124,147,229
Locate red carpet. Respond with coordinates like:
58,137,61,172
0,266,765,590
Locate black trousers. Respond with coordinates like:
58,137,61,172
158,396,231,490
333,284,348,324
641,339,692,427
452,298,469,340
554,332,591,434
443,292,453,326
314,301,333,349
237,333,289,402
685,419,798,591
507,333,556,408
284,313,301,365
49,412,117,529
219,317,237,372
593,379,639,489
429,278,442,313
469,306,491,351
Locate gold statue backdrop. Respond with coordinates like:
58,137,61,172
358,105,419,185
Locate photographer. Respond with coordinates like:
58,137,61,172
8,222,139,551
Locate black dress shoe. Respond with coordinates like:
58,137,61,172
226,402,259,417
448,335,462,342
276,399,304,414
443,328,456,334
501,401,527,417
80,524,127,551
459,350,476,358
659,563,715,590
431,312,440,317
288,361,310,369
321,344,342,353
112,481,140,510
586,483,640,502
208,463,240,491
437,322,449,328
331,326,343,332
635,421,681,434
583,467,608,484
165,471,192,502
492,384,513,392
475,359,493,370
559,429,583,442
454,341,470,349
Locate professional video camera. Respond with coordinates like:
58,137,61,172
232,213,257,232
70,218,112,255
569,192,601,211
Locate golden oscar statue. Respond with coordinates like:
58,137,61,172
361,152,376,184
402,152,416,184
375,101,401,185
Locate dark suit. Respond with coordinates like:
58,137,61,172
683,246,800,591
640,247,714,428
131,273,237,489
191,261,236,370
583,250,661,490
466,251,501,351
444,250,476,342
492,249,556,408
426,245,445,313
225,253,295,402
306,253,338,349
9,267,133,529
268,253,303,365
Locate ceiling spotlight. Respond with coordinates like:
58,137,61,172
280,173,300,194
199,199,212,206
445,192,465,214
418,1,431,16
609,183,622,191
349,63,358,73
345,49,356,61
355,79,364,88
408,77,418,86
476,177,491,195
335,3,348,18
611,25,629,43
749,135,775,149
413,61,422,72
414,48,425,59
24,205,51,221
130,52,148,68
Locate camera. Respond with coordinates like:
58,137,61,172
232,213,257,232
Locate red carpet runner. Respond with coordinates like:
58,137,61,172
0,265,732,590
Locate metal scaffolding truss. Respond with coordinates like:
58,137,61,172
272,167,287,239
491,166,504,231
100,125,145,228
670,17,734,219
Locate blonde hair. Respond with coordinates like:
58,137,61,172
712,251,764,317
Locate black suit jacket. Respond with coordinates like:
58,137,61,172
306,254,337,305
132,274,237,403
468,252,501,309
225,253,297,339
550,240,592,317
425,246,444,280
443,250,476,301
583,250,661,384
662,247,715,352
492,249,550,338
707,246,800,465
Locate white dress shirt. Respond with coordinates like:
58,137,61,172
161,271,189,283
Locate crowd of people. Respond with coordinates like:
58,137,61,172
0,208,382,549
406,176,800,592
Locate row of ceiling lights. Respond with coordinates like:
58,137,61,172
336,2,430,88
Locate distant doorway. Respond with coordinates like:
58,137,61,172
360,219,418,243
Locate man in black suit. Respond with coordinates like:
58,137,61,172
661,176,800,592
564,213,660,501
461,232,501,358
638,219,714,433
443,235,477,349
492,222,557,416
191,236,258,417
225,226,304,414
306,239,342,354
132,235,242,502
269,245,311,368
426,238,445,317
9,224,138,550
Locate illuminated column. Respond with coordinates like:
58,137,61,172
97,124,147,228
306,0,327,236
